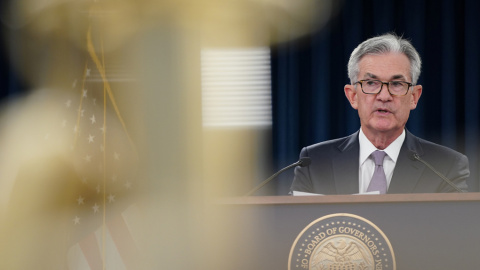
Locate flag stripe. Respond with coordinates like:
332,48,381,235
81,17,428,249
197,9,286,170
107,215,140,269
79,232,104,270
68,244,90,269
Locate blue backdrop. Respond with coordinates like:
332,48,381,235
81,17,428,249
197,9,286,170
271,0,480,194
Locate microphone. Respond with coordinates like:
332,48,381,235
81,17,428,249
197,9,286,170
244,157,311,196
408,151,465,193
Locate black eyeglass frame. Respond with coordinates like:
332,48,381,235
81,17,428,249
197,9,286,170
354,79,414,96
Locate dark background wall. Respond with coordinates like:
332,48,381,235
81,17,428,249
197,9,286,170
271,0,480,194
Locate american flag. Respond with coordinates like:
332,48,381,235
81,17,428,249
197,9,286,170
2,37,144,269
60,28,143,269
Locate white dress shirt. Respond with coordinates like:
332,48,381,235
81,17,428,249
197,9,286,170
358,128,405,194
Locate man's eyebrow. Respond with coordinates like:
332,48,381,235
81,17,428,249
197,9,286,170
391,74,407,80
363,73,377,79
362,73,408,81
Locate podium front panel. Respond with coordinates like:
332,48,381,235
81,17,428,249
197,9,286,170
208,194,480,270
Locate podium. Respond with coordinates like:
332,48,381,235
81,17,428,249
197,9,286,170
210,193,480,270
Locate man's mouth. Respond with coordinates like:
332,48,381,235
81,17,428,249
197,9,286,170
376,108,390,113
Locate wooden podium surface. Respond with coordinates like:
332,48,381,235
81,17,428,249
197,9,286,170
211,193,480,270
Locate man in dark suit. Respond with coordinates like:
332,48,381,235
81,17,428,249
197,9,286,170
290,33,469,194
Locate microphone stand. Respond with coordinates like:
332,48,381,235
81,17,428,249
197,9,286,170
244,158,310,196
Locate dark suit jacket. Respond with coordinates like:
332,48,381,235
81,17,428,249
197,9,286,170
290,130,469,194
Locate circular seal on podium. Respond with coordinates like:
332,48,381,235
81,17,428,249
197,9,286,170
288,213,395,270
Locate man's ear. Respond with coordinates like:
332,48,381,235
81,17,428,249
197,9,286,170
344,84,358,109
410,85,422,110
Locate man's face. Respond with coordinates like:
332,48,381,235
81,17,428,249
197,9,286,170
344,53,422,140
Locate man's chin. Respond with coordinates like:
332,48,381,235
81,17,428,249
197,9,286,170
369,122,399,134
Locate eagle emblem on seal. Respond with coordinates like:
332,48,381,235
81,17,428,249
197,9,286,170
310,238,373,270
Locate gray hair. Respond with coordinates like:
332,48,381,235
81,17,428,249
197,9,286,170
347,33,422,84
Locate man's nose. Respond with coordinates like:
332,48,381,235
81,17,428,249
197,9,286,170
376,83,393,100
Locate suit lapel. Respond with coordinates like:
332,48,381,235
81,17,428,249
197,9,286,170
332,132,360,194
388,130,426,193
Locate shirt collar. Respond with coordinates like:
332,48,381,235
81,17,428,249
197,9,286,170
359,128,405,164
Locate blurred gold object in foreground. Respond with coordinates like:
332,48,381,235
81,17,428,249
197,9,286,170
0,0,337,268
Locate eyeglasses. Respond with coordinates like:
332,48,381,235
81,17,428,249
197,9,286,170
354,80,413,96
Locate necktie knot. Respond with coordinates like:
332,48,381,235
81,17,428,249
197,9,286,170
371,150,386,166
